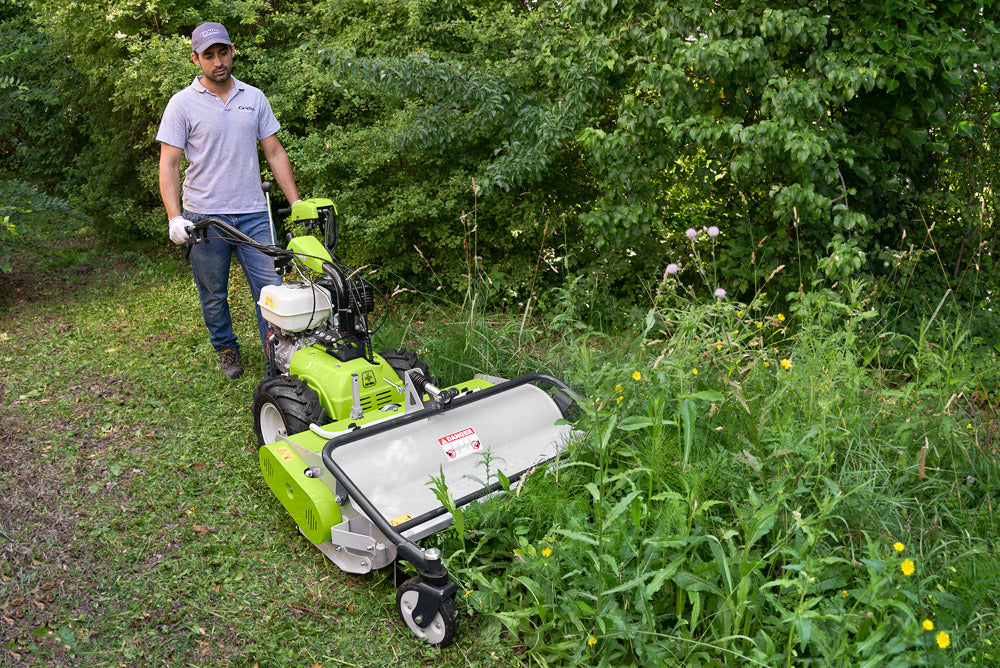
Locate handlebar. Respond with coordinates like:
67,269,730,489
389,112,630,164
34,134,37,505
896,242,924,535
184,216,292,263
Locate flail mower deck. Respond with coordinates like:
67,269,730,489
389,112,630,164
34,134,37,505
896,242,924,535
187,194,579,646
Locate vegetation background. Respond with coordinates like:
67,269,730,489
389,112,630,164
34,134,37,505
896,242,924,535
2,0,999,666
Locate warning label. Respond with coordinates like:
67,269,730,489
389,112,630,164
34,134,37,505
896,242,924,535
275,445,298,462
437,427,483,461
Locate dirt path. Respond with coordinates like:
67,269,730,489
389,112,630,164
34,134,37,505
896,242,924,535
0,235,148,664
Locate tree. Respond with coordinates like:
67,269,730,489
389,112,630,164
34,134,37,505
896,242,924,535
561,1,1000,302
3,1,998,321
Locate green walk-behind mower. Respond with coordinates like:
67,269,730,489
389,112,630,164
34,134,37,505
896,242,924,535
186,194,580,646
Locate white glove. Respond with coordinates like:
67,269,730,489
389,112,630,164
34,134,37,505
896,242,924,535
168,216,194,245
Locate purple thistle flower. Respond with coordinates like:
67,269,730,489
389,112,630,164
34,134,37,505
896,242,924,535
714,287,727,298
707,225,720,238
685,228,698,239
666,263,679,275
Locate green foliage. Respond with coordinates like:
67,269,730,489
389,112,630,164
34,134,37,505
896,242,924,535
0,2,81,187
0,213,13,273
0,177,79,273
567,1,1000,304
3,0,999,317
428,270,999,666
285,1,600,297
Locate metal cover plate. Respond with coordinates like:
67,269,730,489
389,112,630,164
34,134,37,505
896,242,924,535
328,384,573,533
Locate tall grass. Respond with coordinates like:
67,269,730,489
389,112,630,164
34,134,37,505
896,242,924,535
417,228,1000,667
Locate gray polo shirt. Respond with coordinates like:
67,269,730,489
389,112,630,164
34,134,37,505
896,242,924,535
157,76,280,214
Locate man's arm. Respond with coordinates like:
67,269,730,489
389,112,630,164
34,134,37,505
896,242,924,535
159,142,185,220
260,134,300,204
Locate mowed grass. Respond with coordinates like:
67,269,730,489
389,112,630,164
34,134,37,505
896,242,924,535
0,211,520,667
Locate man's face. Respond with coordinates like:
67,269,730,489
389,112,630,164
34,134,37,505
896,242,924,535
191,43,234,85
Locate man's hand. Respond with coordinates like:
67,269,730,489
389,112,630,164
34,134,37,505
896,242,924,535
168,216,194,245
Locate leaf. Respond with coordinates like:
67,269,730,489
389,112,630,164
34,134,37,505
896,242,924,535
617,416,676,431
707,537,733,594
644,559,683,599
798,616,811,649
743,503,777,551
672,571,723,596
680,398,696,466
497,469,511,492
680,390,725,402
603,574,646,596
553,529,598,546
603,490,642,530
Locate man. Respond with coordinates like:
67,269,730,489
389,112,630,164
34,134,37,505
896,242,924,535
157,21,299,379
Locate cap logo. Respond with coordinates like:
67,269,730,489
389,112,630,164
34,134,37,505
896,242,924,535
200,28,220,38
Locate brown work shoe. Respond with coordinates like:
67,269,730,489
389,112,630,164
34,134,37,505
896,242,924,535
219,347,243,379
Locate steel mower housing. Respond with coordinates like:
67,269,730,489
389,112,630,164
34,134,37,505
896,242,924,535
189,197,580,647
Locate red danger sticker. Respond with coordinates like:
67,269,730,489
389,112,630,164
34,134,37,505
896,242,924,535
437,427,482,460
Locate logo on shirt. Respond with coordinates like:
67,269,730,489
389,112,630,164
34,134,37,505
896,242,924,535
238,105,256,112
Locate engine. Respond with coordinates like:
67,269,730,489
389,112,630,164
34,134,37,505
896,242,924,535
259,275,377,374
258,282,331,374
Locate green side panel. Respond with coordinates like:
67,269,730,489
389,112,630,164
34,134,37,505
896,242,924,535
289,347,407,421
259,441,341,544
279,428,328,454
287,235,333,274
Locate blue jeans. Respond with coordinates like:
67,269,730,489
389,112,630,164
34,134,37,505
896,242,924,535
185,210,280,353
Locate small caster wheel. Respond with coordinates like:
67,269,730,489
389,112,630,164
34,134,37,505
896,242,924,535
396,577,459,647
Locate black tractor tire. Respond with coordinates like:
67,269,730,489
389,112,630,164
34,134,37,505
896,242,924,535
252,375,327,448
378,348,433,384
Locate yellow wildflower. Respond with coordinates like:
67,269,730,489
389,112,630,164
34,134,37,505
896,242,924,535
716,342,723,350
632,371,641,381
615,384,622,392
616,395,623,404
923,619,934,631
542,547,552,558
936,631,950,648
763,361,770,368
901,558,915,576
893,542,905,552
464,590,473,598
780,359,792,370
777,313,785,321
841,590,849,597
587,635,597,646
756,321,763,329
691,368,698,375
